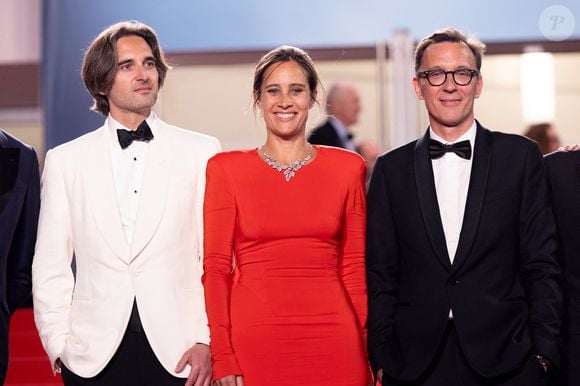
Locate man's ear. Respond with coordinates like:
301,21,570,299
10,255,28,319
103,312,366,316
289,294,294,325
475,74,483,99
412,76,425,100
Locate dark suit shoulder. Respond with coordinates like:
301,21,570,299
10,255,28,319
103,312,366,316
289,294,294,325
310,119,334,133
487,130,538,150
376,139,417,166
0,131,38,183
308,120,342,147
473,130,541,164
0,129,35,155
545,149,580,165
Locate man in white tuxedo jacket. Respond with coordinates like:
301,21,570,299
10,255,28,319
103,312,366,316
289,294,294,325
32,21,220,386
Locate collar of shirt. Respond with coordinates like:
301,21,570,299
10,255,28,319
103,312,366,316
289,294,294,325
106,112,156,244
329,117,352,140
329,116,356,150
429,120,477,160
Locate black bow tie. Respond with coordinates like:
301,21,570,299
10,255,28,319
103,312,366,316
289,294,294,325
116,120,154,149
429,139,472,160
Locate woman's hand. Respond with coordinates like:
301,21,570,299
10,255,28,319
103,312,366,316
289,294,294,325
213,375,245,386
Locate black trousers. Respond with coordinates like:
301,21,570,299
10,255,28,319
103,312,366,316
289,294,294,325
555,333,580,386
61,302,185,386
382,321,550,386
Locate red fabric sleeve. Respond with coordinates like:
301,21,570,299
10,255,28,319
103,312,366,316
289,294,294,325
202,157,242,380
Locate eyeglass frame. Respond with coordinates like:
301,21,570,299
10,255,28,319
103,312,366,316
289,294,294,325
415,69,480,86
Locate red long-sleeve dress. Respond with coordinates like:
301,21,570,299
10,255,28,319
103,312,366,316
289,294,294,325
203,146,368,385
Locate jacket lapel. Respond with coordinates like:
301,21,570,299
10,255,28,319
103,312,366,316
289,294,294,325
0,142,19,214
88,127,130,261
414,130,452,270
129,120,170,261
452,123,492,272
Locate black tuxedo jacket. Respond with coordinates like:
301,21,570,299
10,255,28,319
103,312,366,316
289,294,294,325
308,119,346,149
366,123,561,381
545,150,580,383
0,129,40,382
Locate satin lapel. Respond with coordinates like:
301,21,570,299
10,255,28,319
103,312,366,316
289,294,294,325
452,124,491,272
129,122,170,261
0,147,19,214
414,130,451,270
0,130,8,147
88,127,130,261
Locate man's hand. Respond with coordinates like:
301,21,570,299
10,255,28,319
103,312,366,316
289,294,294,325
377,369,383,383
175,343,212,386
213,375,245,386
534,354,551,374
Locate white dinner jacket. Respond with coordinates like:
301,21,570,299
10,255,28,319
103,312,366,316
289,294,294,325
32,118,221,378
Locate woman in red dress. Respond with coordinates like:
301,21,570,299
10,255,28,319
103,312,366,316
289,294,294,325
203,45,369,386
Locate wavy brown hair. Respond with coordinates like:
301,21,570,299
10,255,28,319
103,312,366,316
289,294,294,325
81,20,170,116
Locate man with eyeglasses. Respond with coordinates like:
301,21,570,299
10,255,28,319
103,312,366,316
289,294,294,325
366,27,561,385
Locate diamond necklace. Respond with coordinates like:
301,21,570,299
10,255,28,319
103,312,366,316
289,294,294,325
258,144,313,182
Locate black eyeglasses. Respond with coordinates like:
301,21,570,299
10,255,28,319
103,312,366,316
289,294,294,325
416,69,480,86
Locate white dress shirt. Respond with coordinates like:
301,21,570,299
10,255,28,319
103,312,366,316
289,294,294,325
430,121,476,318
107,113,156,244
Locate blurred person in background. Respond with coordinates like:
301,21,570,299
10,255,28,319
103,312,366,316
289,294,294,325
358,140,380,187
524,122,561,155
308,81,361,152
